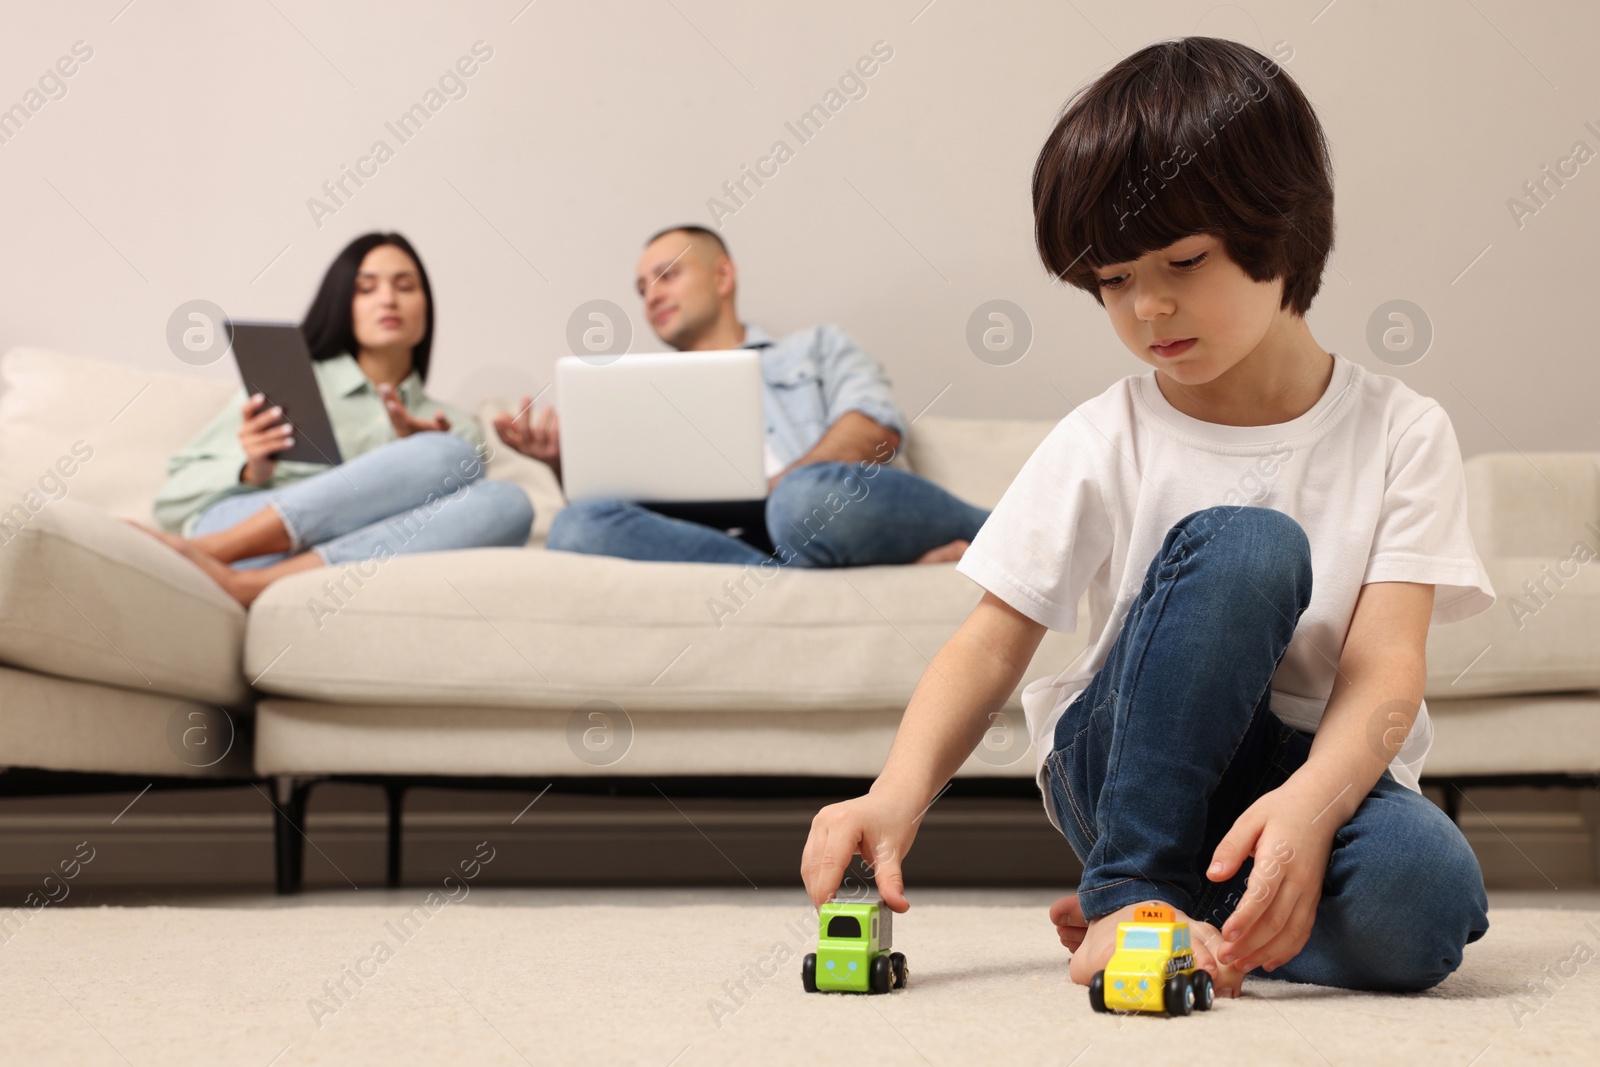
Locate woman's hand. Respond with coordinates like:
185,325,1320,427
239,393,292,485
1205,777,1339,973
800,788,924,913
493,397,561,468
378,383,449,437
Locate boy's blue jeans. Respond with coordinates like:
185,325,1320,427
193,432,534,568
1044,505,1489,992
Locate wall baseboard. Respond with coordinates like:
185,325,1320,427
1,802,1591,899
0,801,1077,898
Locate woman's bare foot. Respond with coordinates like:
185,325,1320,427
120,519,190,554
120,507,291,565
1056,896,1248,998
169,539,274,606
119,519,271,606
915,539,970,564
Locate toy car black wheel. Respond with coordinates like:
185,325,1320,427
1191,970,1214,1011
1089,970,1108,1013
870,954,893,994
890,952,908,989
801,953,818,993
1164,973,1194,1016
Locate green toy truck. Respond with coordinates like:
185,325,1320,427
802,900,908,994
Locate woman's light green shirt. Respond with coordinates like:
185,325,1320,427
153,354,482,534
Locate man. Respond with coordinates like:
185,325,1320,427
493,225,987,567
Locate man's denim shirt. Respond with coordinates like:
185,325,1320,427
739,322,908,468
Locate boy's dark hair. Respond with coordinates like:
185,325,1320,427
302,231,436,381
644,224,730,259
1032,37,1333,317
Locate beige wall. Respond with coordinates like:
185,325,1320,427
1,0,1595,455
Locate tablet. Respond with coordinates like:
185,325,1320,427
224,321,344,466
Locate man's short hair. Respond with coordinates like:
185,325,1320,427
643,224,730,260
1032,36,1334,317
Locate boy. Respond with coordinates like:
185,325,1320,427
800,37,1495,997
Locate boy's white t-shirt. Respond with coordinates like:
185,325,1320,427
955,352,1496,834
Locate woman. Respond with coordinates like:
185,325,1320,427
148,232,533,606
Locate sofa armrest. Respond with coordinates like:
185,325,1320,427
0,496,249,706
1425,453,1600,700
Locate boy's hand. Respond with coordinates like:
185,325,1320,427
1205,779,1338,973
801,790,922,913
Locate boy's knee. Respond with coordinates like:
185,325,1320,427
1173,505,1310,603
1177,504,1307,556
1326,808,1488,991
1339,905,1482,992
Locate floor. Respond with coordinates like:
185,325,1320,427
2,887,1595,1065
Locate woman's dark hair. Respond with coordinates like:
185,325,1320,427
301,232,436,381
1032,37,1334,317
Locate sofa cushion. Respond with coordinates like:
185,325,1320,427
253,700,1037,778
0,347,530,534
0,498,248,706
0,347,237,523
253,692,1600,780
1424,693,1600,776
1425,555,1600,698
1426,452,1600,698
904,416,1056,508
0,666,253,778
1464,452,1600,559
243,547,1089,714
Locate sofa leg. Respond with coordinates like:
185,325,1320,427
1442,782,1461,826
1578,787,1600,885
386,783,406,889
273,776,311,895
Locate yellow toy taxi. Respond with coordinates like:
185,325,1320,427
1088,903,1215,1016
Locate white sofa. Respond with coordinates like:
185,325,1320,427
2,346,1597,891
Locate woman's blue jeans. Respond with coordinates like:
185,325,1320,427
1045,505,1488,991
546,461,989,567
192,432,534,568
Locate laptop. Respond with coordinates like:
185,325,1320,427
224,321,345,466
556,349,766,504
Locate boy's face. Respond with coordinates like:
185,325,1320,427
1091,233,1290,388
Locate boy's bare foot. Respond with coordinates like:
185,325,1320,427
1049,892,1089,951
915,539,970,564
1056,896,1247,998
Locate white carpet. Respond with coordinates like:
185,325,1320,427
0,897,1594,1065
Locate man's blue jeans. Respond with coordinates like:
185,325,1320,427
1045,505,1488,992
192,432,534,568
546,461,989,566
